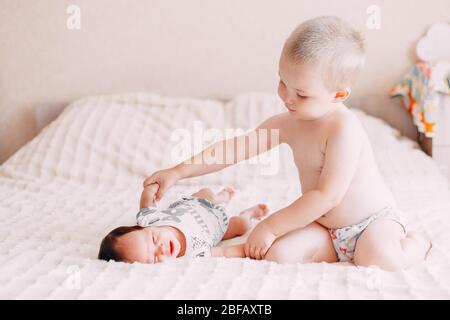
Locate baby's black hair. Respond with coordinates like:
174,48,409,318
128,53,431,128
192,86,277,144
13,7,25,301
98,225,144,262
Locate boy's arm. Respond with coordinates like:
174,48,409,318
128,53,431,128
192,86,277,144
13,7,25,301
245,121,363,259
144,114,285,199
176,114,284,179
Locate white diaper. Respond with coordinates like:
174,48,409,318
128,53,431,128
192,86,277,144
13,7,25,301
328,206,407,262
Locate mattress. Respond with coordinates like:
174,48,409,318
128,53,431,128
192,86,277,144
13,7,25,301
0,92,449,299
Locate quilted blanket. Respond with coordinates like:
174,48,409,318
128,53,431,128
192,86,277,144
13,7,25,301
0,92,449,299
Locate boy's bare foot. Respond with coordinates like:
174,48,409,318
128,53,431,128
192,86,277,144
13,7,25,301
239,204,269,220
214,187,236,203
407,231,432,259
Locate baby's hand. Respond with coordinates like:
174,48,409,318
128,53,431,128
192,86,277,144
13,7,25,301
244,221,276,260
143,167,182,201
140,183,159,208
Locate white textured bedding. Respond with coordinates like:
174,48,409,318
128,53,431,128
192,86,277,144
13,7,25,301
0,92,449,299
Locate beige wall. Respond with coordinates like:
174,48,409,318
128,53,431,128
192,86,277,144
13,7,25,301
1,0,449,164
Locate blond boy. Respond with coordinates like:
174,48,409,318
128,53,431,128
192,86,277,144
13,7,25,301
142,16,430,271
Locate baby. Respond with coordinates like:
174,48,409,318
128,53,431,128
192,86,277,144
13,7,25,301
98,185,269,263
141,16,431,270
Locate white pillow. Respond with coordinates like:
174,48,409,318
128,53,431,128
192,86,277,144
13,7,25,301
0,92,297,190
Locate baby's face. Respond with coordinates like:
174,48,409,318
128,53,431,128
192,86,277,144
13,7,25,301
278,53,340,120
115,226,182,264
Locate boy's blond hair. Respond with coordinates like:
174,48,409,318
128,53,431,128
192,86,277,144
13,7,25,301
283,16,365,92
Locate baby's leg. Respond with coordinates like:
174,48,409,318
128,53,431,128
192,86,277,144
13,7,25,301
222,204,269,240
264,222,338,263
191,187,235,205
211,244,245,258
353,220,432,271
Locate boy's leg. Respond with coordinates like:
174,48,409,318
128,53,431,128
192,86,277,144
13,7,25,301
216,222,338,262
191,187,235,205
353,220,431,271
264,222,338,263
222,204,269,240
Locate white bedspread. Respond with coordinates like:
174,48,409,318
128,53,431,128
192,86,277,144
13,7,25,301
0,92,449,299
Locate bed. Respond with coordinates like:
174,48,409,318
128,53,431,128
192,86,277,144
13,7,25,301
0,92,449,299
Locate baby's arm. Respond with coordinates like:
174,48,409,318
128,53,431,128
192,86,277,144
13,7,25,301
266,120,363,237
140,183,159,208
211,244,245,258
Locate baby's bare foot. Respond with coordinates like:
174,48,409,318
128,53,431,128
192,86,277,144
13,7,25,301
239,204,269,220
215,187,235,202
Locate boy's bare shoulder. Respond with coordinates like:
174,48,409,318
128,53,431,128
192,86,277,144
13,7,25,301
258,112,292,129
328,107,361,128
325,107,363,140
257,112,292,144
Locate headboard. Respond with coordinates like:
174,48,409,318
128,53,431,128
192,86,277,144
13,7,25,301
1,0,449,163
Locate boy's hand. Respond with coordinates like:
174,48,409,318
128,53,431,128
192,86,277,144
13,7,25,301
142,167,182,201
244,221,276,260
140,183,159,208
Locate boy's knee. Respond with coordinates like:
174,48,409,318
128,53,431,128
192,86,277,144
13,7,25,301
264,248,280,262
265,245,288,263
